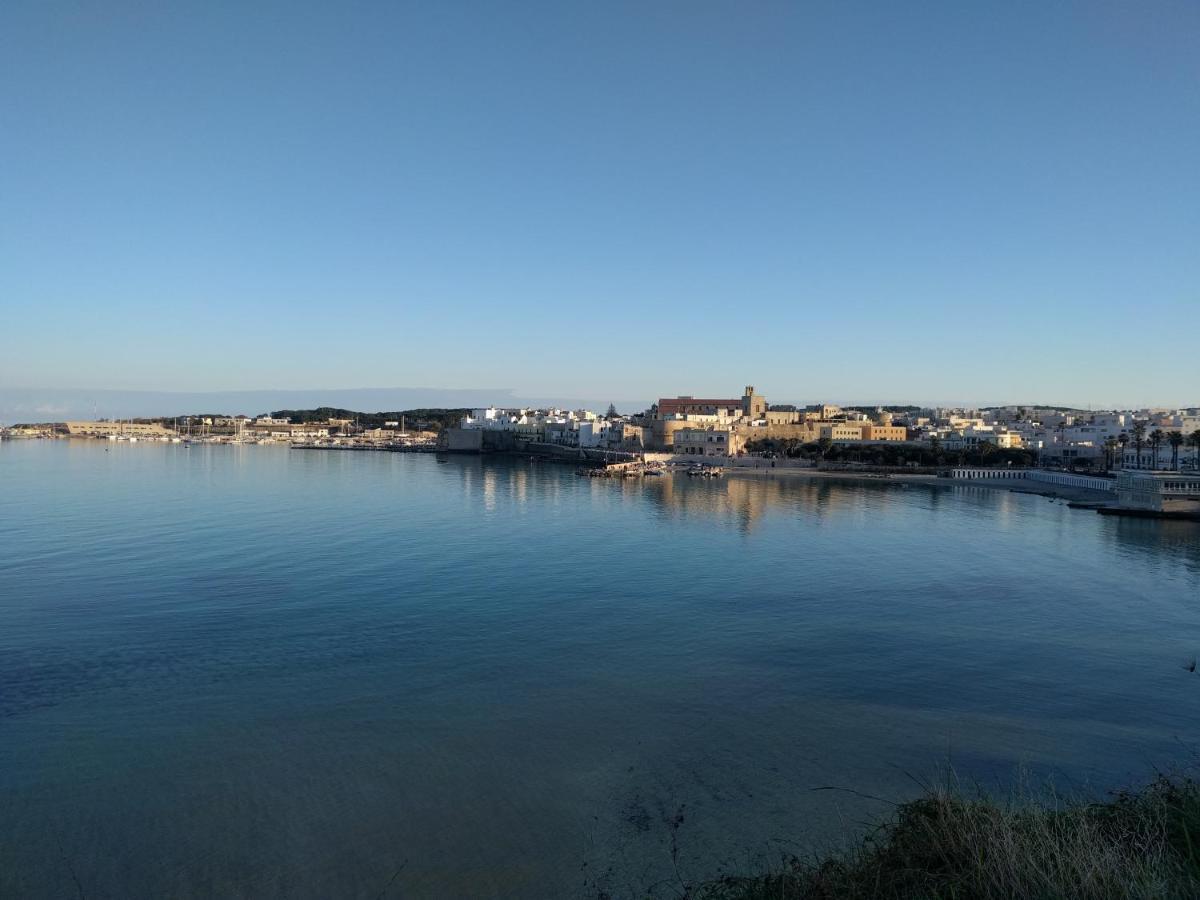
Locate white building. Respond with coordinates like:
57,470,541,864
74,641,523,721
1115,471,1200,513
576,420,611,448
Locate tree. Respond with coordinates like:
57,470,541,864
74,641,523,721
1168,430,1184,471
1191,431,1200,470
816,437,833,460
1132,422,1147,469
1102,436,1118,473
606,403,618,419
1148,429,1164,471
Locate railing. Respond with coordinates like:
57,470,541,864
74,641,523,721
951,468,1116,492
951,468,1027,480
1027,470,1116,492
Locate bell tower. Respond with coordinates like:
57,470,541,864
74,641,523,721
742,385,766,419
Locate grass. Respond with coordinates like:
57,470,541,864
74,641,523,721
684,772,1200,900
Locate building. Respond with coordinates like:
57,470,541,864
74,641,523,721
655,385,765,420
607,422,648,450
648,415,722,450
673,427,746,457
656,396,745,418
740,386,767,419
737,421,821,444
991,431,1023,449
820,424,866,442
1115,471,1200,515
1121,445,1183,471
64,421,175,437
575,420,610,448
513,422,546,442
244,422,330,438
861,425,908,442
545,422,577,446
763,409,801,426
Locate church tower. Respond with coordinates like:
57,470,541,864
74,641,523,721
742,385,766,419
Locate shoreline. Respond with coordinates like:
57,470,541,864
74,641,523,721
0,439,1141,508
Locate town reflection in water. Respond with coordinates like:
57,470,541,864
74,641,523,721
442,455,1200,574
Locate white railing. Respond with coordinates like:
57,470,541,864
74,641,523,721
951,468,1027,480
951,468,1116,492
1026,470,1116,492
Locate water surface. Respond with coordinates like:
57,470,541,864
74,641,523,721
3,441,1199,897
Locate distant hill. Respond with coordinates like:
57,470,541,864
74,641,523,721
0,387,650,422
271,407,469,431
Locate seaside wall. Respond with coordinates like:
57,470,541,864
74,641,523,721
443,428,483,452
952,468,1116,493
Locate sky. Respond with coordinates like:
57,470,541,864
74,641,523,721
1,0,1197,409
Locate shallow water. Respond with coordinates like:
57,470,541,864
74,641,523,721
2,441,1199,898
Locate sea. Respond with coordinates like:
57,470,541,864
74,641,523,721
2,440,1199,898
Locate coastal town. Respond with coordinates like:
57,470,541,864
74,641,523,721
5,383,1200,519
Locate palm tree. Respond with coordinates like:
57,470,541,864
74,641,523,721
1168,431,1184,471
1117,432,1129,470
1189,430,1200,470
1102,436,1118,473
1132,422,1146,469
1148,429,1164,471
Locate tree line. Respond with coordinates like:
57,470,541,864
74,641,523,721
1112,426,1200,471
744,438,1037,469
270,407,471,432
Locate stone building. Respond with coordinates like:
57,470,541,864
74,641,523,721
673,427,746,457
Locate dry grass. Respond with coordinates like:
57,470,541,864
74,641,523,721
690,773,1200,900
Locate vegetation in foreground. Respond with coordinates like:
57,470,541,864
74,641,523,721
685,773,1200,900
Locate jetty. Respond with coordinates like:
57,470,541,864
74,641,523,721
576,460,664,478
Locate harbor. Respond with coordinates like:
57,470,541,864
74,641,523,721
4,400,1198,523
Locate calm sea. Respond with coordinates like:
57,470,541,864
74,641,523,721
3,441,1199,898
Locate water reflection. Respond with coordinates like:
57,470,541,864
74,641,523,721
6,444,1200,898
639,473,904,532
1103,517,1200,576
435,458,1200,572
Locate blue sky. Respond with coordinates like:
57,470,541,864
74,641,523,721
2,1,1197,408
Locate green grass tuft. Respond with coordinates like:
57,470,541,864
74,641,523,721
688,773,1200,900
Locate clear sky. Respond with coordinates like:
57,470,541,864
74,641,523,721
2,1,1197,408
